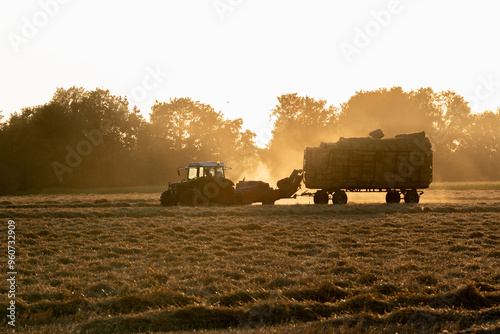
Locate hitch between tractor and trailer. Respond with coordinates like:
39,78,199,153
235,169,304,205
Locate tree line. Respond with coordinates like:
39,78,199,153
0,86,498,194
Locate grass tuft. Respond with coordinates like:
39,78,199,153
283,283,348,303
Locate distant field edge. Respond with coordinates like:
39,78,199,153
429,181,500,190
8,185,168,196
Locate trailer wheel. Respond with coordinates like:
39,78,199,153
313,191,329,204
404,190,419,203
332,191,348,204
385,191,401,203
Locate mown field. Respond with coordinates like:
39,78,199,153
1,188,500,333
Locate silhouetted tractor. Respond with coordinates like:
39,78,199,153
160,162,235,206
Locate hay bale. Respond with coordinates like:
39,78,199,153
304,131,433,190
369,129,385,139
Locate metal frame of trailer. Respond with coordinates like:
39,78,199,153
296,188,424,204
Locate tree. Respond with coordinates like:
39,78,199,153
0,87,148,193
453,110,500,180
51,87,144,150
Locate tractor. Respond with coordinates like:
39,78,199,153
160,162,235,206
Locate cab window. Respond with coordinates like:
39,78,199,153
203,167,224,178
215,167,224,178
187,167,198,180
203,167,216,177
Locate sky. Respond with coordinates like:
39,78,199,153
1,0,500,146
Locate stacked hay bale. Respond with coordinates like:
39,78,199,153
304,131,433,190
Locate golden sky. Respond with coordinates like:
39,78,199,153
1,0,499,145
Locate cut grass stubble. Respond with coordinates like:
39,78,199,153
1,197,499,333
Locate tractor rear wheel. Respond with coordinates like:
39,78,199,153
234,190,244,204
332,191,348,204
314,191,329,204
218,186,235,205
180,189,196,206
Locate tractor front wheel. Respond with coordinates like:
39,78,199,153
160,190,177,206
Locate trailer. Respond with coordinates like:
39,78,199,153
303,131,433,204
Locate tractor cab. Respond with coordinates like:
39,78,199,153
178,162,230,180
